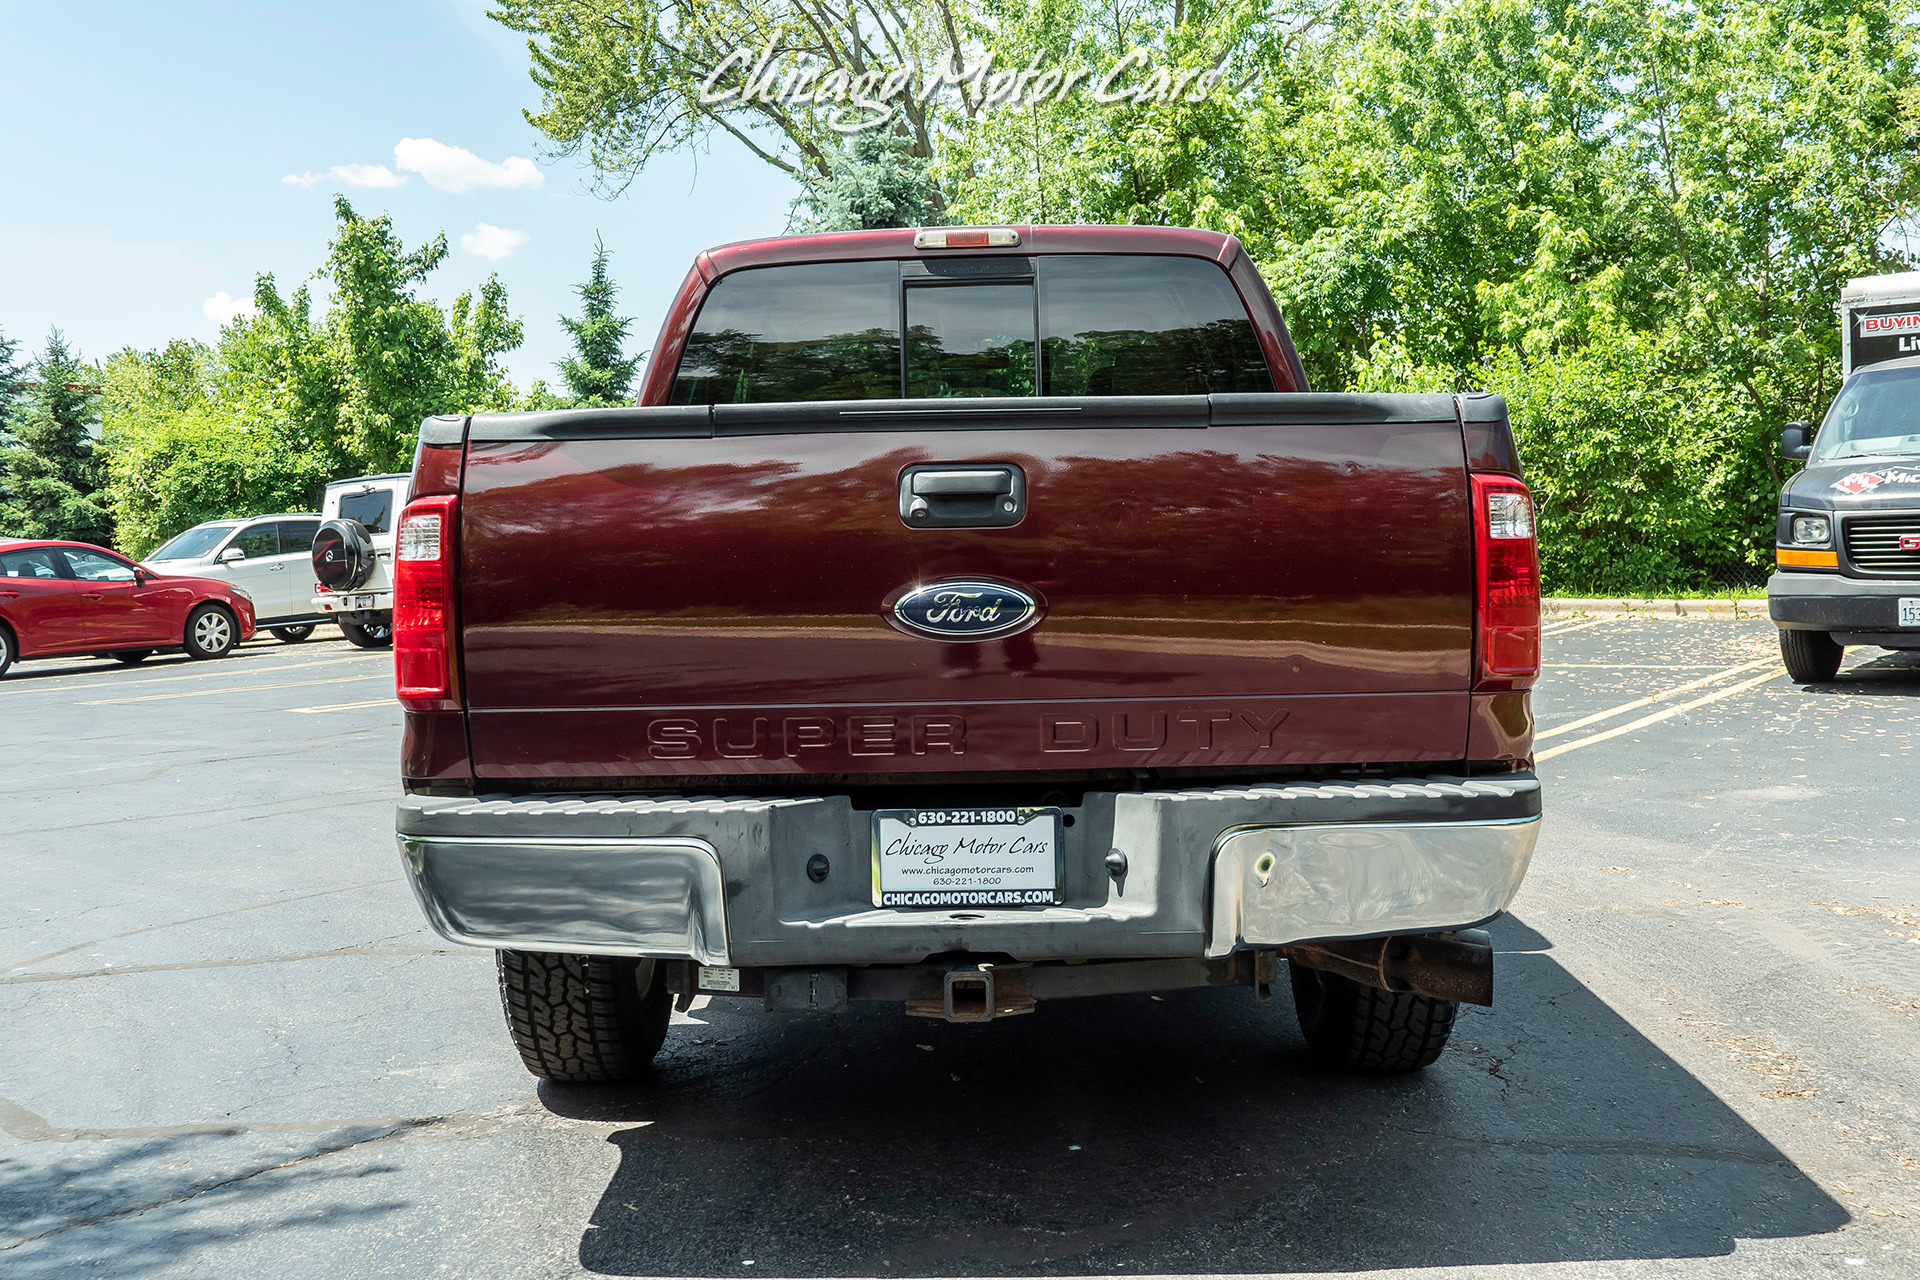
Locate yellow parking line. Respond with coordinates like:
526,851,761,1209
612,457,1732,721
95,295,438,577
288,698,395,714
1542,617,1615,638
1536,656,1781,741
1536,668,1784,761
13,653,385,696
79,674,390,706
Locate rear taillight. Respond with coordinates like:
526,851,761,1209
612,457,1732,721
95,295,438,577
1473,475,1540,691
394,494,459,712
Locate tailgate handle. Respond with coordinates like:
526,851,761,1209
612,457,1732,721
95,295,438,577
899,464,1026,529
912,469,1013,496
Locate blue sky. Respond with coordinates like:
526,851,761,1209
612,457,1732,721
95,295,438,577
0,0,800,391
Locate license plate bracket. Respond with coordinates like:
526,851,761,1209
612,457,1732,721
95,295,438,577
872,807,1063,908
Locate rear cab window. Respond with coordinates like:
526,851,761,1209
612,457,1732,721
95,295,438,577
670,255,1273,404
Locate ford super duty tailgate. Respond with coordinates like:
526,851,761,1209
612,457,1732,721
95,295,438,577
454,393,1474,779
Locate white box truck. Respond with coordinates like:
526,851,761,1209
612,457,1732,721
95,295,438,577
1842,270,1920,376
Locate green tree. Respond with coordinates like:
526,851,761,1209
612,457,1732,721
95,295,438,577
790,123,940,231
556,235,643,405
488,0,960,197
105,198,528,556
0,331,113,544
0,323,26,446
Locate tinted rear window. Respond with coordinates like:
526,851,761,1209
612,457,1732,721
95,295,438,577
906,282,1035,398
670,261,901,404
1040,256,1273,395
671,254,1271,403
340,491,392,533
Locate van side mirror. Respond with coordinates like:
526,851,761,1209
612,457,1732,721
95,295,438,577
1782,422,1813,461
217,546,247,563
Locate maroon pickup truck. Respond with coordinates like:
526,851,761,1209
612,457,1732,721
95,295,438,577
392,225,1542,1083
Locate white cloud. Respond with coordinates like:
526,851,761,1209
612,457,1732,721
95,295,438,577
459,223,529,261
281,163,406,189
395,137,544,194
202,291,258,325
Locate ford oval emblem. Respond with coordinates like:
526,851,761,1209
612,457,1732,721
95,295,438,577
891,580,1041,641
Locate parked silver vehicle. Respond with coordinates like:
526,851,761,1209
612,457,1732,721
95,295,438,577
146,514,326,642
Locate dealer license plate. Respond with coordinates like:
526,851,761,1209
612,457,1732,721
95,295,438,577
1901,598,1920,627
353,594,377,609
873,808,1062,908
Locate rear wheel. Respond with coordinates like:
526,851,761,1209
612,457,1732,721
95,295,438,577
1780,629,1843,683
1289,962,1457,1073
183,604,237,660
338,619,392,649
0,625,13,678
497,951,672,1083
270,624,316,643
112,649,154,665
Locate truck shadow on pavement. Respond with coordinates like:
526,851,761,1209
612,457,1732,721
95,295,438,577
546,914,1847,1275
1811,648,1920,695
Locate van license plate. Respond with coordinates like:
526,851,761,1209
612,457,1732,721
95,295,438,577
1901,598,1920,627
873,808,1062,908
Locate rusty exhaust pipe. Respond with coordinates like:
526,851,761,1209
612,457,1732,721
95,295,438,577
1280,929,1494,1006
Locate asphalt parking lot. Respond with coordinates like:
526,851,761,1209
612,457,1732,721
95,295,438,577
2,621,1917,1279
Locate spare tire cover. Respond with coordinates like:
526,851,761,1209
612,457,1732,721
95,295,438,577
312,518,376,591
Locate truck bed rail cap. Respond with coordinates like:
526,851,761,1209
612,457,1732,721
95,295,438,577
467,405,715,442
1210,392,1458,426
713,396,1210,436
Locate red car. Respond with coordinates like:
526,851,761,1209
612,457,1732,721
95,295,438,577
0,539,257,678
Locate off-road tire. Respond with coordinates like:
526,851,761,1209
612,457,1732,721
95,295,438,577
337,619,392,649
270,624,316,643
112,650,154,665
183,604,238,660
1780,629,1843,684
1289,962,1457,1073
497,951,671,1083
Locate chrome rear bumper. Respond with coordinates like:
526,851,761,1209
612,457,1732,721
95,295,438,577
397,774,1541,966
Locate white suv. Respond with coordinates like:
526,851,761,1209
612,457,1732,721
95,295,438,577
309,473,410,649
147,514,326,642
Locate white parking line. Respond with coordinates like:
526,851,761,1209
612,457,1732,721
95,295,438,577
1536,655,1782,741
79,673,390,706
1536,668,1785,761
287,698,396,714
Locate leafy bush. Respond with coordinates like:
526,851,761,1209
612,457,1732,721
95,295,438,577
1489,333,1776,595
103,199,522,557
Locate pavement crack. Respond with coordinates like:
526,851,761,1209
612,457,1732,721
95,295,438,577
3,879,403,972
